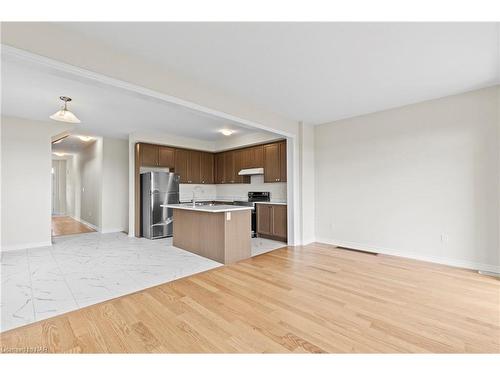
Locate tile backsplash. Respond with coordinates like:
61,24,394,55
179,175,287,202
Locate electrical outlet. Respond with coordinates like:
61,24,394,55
440,233,449,244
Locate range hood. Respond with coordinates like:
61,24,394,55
238,167,264,176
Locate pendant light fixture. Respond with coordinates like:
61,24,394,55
50,96,81,124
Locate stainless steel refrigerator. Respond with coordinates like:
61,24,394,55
141,171,180,239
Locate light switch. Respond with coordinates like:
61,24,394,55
226,212,231,221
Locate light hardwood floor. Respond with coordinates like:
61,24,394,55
51,216,95,237
1,243,499,353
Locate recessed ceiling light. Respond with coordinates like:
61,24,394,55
220,129,234,136
50,96,81,124
78,135,93,142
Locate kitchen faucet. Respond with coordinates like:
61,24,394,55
192,186,203,206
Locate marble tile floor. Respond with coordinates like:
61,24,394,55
0,232,285,332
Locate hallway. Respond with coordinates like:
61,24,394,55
51,216,95,237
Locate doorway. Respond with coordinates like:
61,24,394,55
51,149,96,237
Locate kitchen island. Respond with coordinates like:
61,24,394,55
162,203,253,264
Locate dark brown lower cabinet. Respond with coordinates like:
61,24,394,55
256,204,287,242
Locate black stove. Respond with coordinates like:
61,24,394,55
234,192,270,238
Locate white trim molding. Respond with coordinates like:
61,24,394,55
315,238,500,274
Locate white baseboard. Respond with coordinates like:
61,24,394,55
1,241,53,252
301,237,316,246
315,237,500,274
100,228,126,234
71,216,99,232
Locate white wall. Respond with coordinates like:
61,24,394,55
1,116,73,250
315,86,500,272
68,136,128,233
51,159,66,215
64,155,79,218
101,137,129,233
77,138,103,229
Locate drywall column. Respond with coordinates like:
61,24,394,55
299,122,316,245
101,137,129,233
1,116,73,251
77,138,103,230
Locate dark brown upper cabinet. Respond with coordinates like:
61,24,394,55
200,152,214,184
224,151,235,183
239,145,263,170
175,149,203,184
263,143,280,182
233,149,250,184
215,152,225,184
263,141,286,183
174,148,190,183
188,150,201,184
139,143,176,169
140,144,159,167
279,141,287,182
158,146,175,168
137,140,284,185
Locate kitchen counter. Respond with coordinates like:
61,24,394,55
255,201,287,206
162,203,253,213
165,204,251,264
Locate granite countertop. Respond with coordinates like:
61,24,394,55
162,204,253,213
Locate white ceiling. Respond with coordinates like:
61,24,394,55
58,22,500,125
52,135,96,155
1,57,264,140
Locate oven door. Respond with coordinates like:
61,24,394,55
251,209,257,238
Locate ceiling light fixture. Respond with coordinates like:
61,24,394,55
78,135,93,142
50,96,81,124
220,129,234,136
53,152,66,157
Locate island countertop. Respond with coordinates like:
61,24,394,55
161,204,253,213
